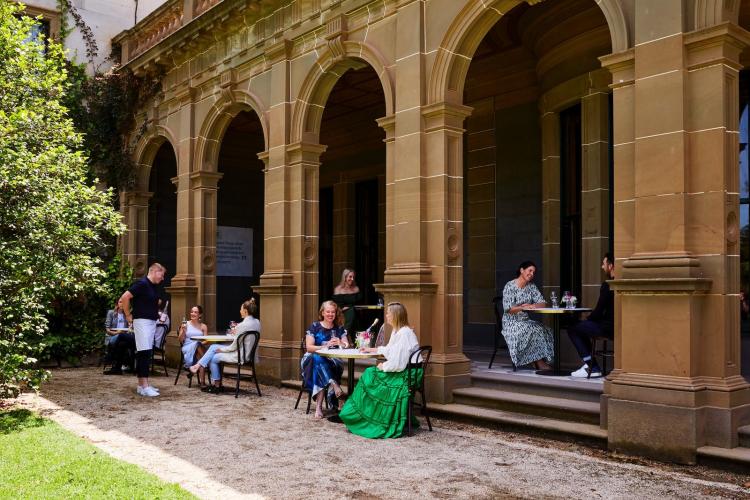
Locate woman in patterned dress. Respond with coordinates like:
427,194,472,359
502,261,553,370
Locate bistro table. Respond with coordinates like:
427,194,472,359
191,335,234,344
317,348,383,397
532,307,591,376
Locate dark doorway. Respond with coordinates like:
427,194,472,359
355,179,380,305
148,141,177,291
216,111,265,331
560,104,582,300
319,187,334,302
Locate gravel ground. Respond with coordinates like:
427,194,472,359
8,368,750,499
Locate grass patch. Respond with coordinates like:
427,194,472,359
0,407,196,499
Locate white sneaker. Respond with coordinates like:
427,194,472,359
571,364,590,378
150,386,160,393
137,386,159,397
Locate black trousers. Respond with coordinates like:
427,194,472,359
135,349,152,378
567,320,612,365
108,333,135,370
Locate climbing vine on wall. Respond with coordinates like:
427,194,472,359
55,0,163,192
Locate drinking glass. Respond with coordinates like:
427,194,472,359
550,291,558,309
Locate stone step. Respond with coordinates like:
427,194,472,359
429,402,607,442
470,370,602,403
696,445,750,468
738,425,750,448
452,386,601,425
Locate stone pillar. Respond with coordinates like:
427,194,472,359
254,38,321,382
541,112,561,298
190,171,223,331
602,4,750,462
580,86,612,307
121,191,152,278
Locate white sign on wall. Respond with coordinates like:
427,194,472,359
216,226,253,277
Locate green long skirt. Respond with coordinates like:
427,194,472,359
339,366,422,439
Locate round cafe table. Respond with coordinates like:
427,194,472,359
191,335,234,344
317,348,383,397
531,307,591,376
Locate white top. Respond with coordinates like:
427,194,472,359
376,326,420,372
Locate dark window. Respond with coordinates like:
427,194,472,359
739,71,750,377
16,15,50,51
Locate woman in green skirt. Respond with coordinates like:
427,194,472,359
339,302,421,438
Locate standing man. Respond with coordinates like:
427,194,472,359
120,263,167,397
568,253,614,378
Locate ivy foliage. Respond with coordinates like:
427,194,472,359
0,1,124,397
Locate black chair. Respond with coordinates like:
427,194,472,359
489,296,515,371
589,336,614,379
405,345,433,437
221,331,261,398
294,338,328,414
173,341,201,388
150,323,169,377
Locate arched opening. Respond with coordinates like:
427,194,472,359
215,110,265,331
318,63,386,335
461,0,613,371
147,141,177,293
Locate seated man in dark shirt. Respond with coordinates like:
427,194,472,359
568,253,615,378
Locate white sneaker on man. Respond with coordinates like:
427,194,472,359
571,363,601,378
150,386,160,393
137,386,159,397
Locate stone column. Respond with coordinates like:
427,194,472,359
580,85,612,308
190,171,223,332
602,3,750,462
541,112,561,298
121,191,152,278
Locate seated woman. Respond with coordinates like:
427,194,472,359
189,298,261,393
301,300,349,419
331,268,361,341
502,260,553,370
104,299,129,351
178,305,208,380
339,302,420,439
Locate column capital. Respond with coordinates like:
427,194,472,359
422,102,473,134
599,48,634,89
375,115,395,142
189,170,223,189
685,22,750,71
123,190,153,204
286,141,327,164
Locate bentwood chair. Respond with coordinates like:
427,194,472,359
489,296,516,371
589,335,614,379
150,323,169,377
406,345,433,437
220,331,261,398
173,340,202,388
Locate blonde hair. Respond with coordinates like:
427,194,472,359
337,268,355,288
148,262,166,274
387,302,409,331
318,300,344,327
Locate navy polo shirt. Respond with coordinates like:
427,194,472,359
128,277,160,320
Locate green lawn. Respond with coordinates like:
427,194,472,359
0,408,196,499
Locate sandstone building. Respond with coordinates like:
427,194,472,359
107,0,750,463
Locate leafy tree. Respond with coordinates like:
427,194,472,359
0,1,123,397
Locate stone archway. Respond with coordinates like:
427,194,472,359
427,0,629,106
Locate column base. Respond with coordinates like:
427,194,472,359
255,274,299,384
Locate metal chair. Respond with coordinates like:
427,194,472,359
173,341,201,388
406,345,433,437
589,335,614,379
489,296,515,371
294,338,328,414
150,323,169,377
221,331,261,398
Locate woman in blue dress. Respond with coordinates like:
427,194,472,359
302,300,349,419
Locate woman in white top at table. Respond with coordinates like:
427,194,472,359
178,305,208,373
339,302,421,438
189,298,261,394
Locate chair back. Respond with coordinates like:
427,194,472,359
154,323,169,351
237,331,260,364
407,345,432,392
492,295,503,333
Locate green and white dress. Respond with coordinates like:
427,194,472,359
339,326,421,439
501,280,554,367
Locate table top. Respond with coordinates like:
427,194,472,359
353,305,384,310
317,348,383,359
533,307,592,314
109,328,131,332
192,335,234,343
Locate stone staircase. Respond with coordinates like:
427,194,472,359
429,363,607,442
